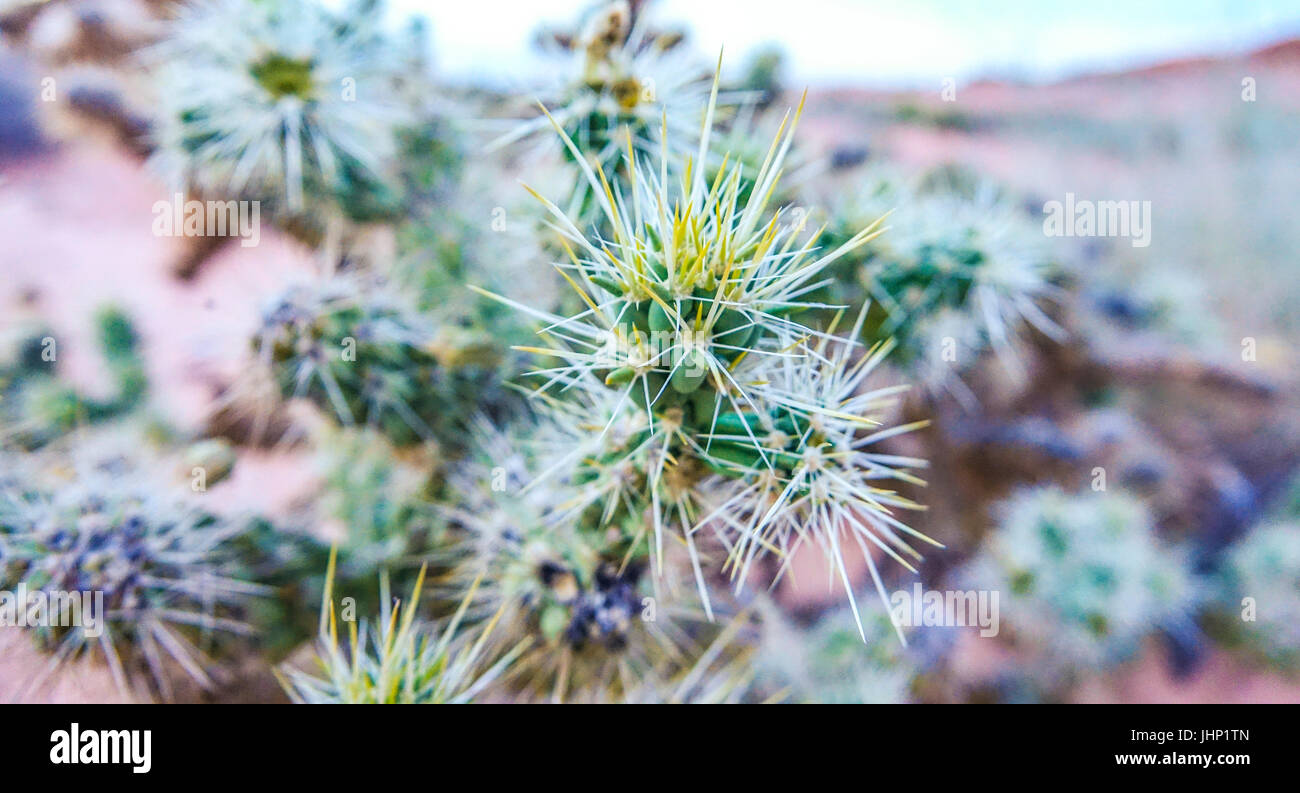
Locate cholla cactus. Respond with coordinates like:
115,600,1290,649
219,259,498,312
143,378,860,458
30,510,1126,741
280,555,529,703
824,167,1064,391
575,609,765,704
0,454,261,699
491,0,728,221
704,110,810,210
1,307,146,450
148,0,415,217
252,275,505,450
436,415,768,701
475,87,933,641
1221,523,1300,668
442,426,602,645
755,601,915,703
314,425,445,577
971,487,1196,679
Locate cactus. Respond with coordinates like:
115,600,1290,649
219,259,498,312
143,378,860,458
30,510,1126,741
0,449,261,699
1088,264,1221,348
823,167,1065,387
229,428,456,655
491,1,732,225
252,275,508,450
313,425,449,577
279,553,529,703
148,0,418,220
437,416,755,701
3,0,1249,708
1,307,146,450
474,89,932,642
971,487,1197,681
755,602,915,703
1220,522,1300,669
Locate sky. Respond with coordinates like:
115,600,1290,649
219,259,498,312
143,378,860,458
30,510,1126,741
379,0,1300,89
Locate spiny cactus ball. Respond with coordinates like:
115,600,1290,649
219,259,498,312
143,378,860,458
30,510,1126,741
254,277,505,450
478,94,933,639
0,458,258,698
149,0,417,216
973,487,1196,674
824,168,1063,383
1223,522,1300,667
757,605,914,704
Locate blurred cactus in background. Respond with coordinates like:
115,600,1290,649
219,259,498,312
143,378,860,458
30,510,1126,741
313,426,445,576
1219,523,1300,669
250,275,508,451
1,306,146,450
823,167,1064,397
1085,263,1222,350
971,487,1198,688
147,0,418,222
493,0,731,225
0,445,261,700
737,44,787,110
755,601,915,703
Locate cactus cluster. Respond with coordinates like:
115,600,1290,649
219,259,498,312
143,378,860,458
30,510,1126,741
8,0,1290,706
970,487,1197,679
0,449,259,698
148,0,422,220
477,86,933,641
252,275,507,451
822,167,1064,389
437,417,745,701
